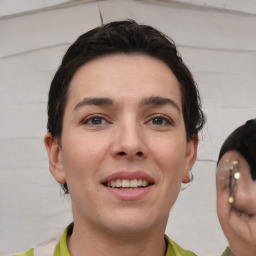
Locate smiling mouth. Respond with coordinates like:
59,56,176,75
103,179,153,189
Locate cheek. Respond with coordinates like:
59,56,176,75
149,135,187,174
62,135,110,182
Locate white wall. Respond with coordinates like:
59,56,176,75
1,0,256,255
161,0,256,14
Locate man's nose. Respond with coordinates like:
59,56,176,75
110,122,148,160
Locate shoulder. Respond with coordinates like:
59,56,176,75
165,235,197,256
11,224,72,256
11,248,34,256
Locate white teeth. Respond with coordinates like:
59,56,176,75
106,179,150,188
122,179,130,187
116,179,122,187
142,180,148,187
111,180,115,188
130,179,138,187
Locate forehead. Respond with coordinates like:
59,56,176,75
67,53,182,107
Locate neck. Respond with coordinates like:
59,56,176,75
67,221,167,256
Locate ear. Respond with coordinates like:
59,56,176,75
182,134,198,183
182,171,191,184
44,132,66,184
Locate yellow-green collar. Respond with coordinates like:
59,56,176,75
53,224,196,256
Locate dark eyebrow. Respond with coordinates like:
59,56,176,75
141,96,181,113
74,97,114,111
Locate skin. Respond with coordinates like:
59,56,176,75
44,54,198,256
217,150,256,256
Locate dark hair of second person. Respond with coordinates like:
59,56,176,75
217,119,256,180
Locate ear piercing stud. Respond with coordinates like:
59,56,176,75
228,160,240,204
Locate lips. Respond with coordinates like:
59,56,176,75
101,171,154,200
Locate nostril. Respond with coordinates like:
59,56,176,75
117,151,143,157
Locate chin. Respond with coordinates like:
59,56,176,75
106,223,152,236
102,211,166,236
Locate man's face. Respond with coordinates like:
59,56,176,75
47,54,197,235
